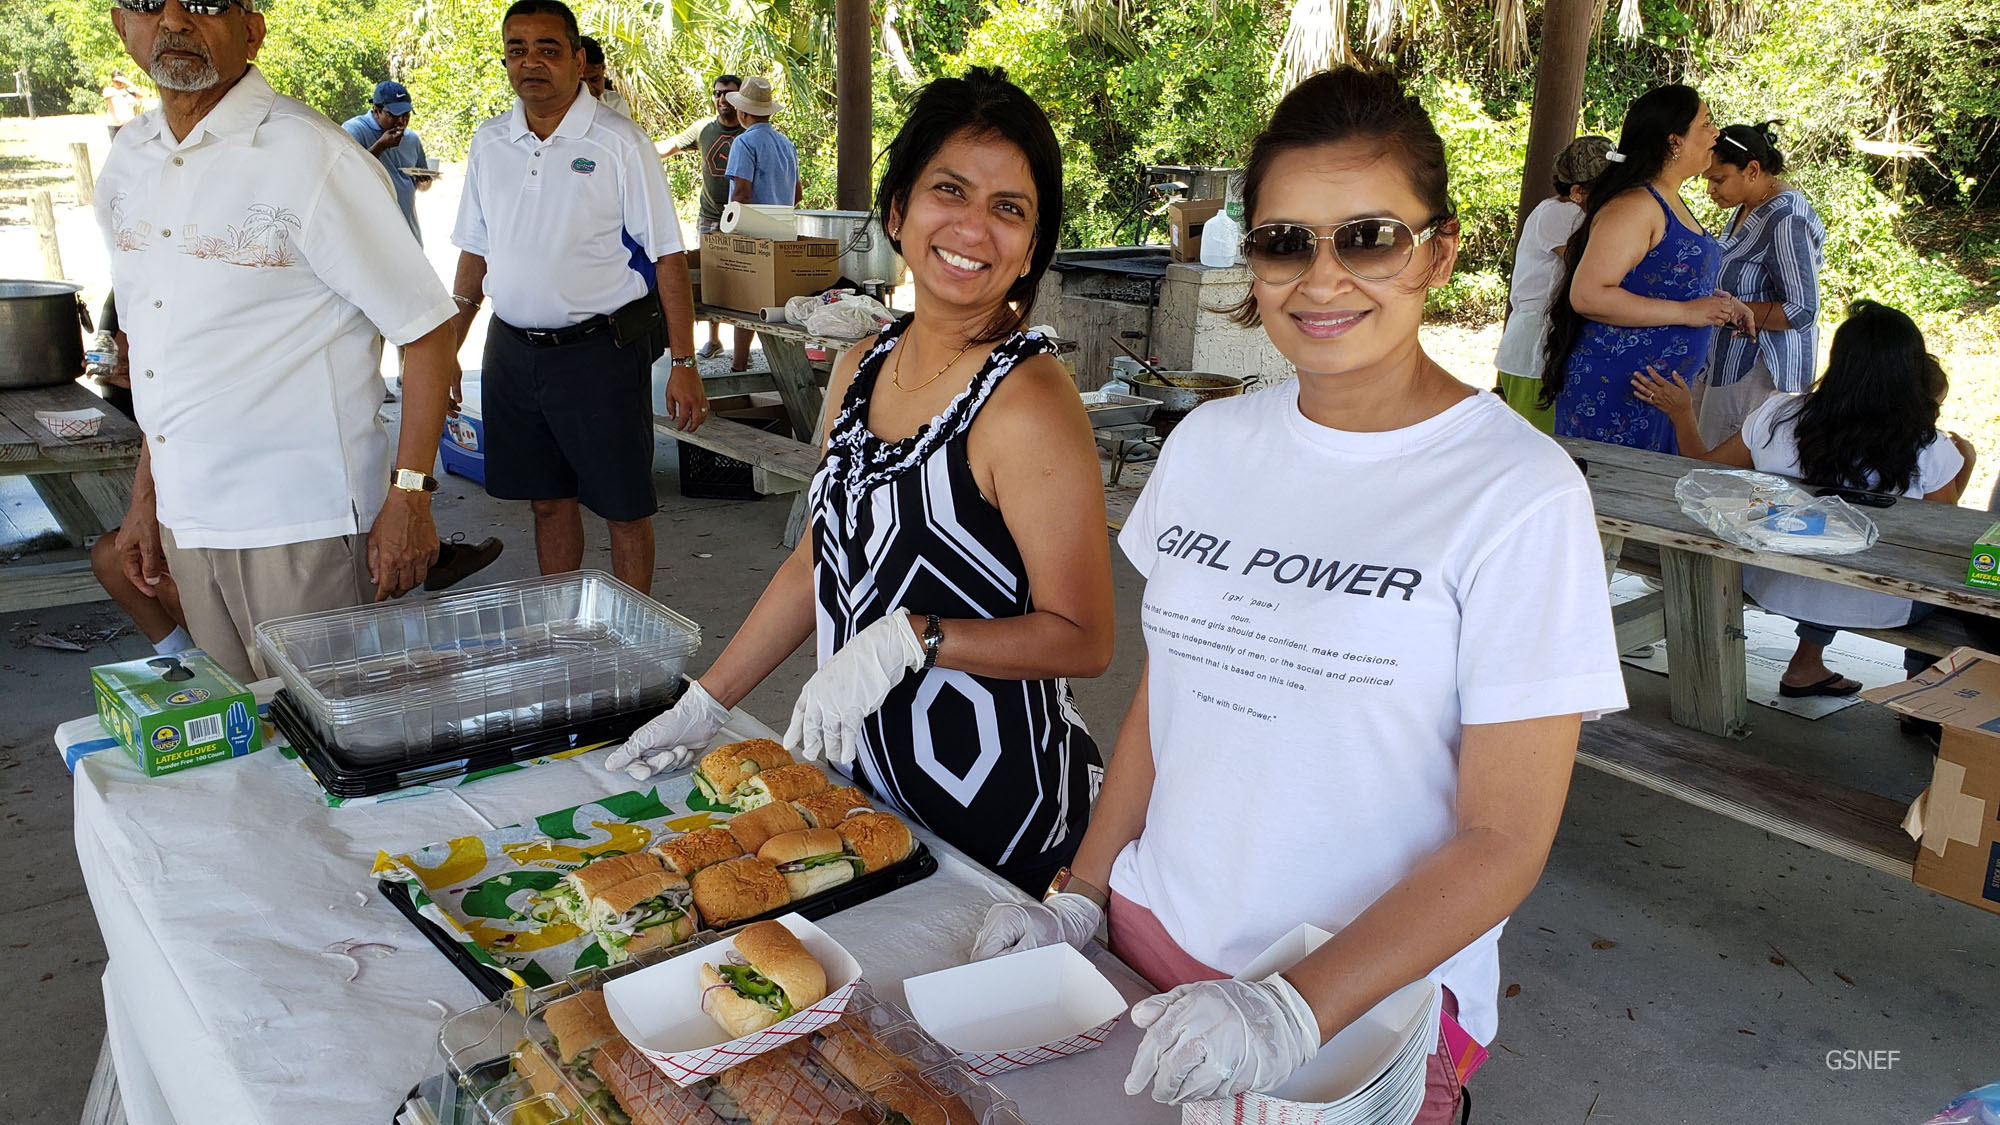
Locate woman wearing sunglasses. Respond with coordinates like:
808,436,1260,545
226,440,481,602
1541,85,1756,453
608,68,1114,896
971,68,1625,1118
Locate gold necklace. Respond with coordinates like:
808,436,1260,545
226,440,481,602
892,331,975,393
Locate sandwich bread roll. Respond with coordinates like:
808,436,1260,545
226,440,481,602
732,762,831,810
689,856,791,927
836,812,916,874
816,1019,977,1125
699,921,829,1037
758,827,861,898
695,739,793,805
542,989,620,1065
792,786,872,828
726,800,809,854
594,870,699,954
652,826,745,877
590,1036,728,1125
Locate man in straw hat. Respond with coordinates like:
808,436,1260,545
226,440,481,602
723,76,801,209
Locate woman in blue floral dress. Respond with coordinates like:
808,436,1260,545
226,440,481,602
1541,85,1756,453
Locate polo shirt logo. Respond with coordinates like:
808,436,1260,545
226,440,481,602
571,157,596,175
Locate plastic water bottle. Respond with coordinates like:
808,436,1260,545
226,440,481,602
84,330,117,380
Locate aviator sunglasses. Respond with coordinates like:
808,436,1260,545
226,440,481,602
115,0,252,15
1242,216,1447,285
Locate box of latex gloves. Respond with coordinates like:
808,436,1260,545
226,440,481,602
1862,649,2000,916
92,651,261,777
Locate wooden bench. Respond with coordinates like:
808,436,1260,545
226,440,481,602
654,414,821,548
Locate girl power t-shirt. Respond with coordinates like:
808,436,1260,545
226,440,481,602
1113,383,1627,1043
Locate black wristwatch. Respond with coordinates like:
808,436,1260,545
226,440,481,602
920,614,943,670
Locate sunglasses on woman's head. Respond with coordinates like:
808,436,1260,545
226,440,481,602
115,0,251,14
1241,217,1445,285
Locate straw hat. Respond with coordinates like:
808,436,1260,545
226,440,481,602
725,76,782,117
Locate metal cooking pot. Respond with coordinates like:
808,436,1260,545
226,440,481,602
1125,371,1246,415
0,279,91,390
795,210,907,286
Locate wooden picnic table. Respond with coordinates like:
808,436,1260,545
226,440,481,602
0,380,139,612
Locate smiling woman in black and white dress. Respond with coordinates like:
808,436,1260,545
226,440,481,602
608,68,1114,895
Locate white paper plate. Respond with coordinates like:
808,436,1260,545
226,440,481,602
903,944,1129,1073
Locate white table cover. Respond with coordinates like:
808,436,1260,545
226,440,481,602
65,702,1174,1125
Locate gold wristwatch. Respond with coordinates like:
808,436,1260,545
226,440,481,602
1045,866,1109,909
392,468,439,494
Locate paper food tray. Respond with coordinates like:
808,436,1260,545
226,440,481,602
903,943,1128,1075
428,946,1029,1125
604,913,860,1082
1180,924,1442,1125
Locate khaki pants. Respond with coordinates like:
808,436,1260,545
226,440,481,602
1694,360,1778,450
160,527,374,682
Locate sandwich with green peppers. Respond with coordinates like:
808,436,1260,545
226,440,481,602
732,762,831,811
757,828,864,898
519,990,635,1125
698,920,828,1037
694,739,793,807
531,852,660,926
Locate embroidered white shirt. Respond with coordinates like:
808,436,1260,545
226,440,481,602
95,67,455,551
452,86,684,330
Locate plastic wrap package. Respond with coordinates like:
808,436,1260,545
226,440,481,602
785,290,896,339
1673,470,1879,556
1920,1082,2000,1125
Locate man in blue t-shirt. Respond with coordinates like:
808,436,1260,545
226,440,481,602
722,76,802,208
341,81,432,243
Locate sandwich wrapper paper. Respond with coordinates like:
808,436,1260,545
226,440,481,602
372,782,734,990
1180,924,1443,1125
902,943,1129,1075
603,912,863,1084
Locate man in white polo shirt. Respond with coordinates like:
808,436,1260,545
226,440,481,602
97,0,460,682
450,0,705,596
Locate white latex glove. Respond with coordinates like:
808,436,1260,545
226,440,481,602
784,610,925,766
1123,974,1322,1105
969,893,1103,960
605,680,731,780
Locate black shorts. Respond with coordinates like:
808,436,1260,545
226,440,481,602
481,320,659,522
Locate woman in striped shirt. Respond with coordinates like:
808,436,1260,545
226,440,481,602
1695,122,1825,446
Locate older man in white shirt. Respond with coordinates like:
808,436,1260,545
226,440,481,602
99,0,460,682
450,0,703,595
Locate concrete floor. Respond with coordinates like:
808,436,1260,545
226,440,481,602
3,405,1997,1124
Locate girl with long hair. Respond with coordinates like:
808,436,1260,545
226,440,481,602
608,68,1115,894
1634,301,1976,696
1693,121,1826,445
1542,85,1755,451
972,68,1626,1120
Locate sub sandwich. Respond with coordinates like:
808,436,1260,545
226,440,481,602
726,800,810,854
759,828,864,898
651,826,745,878
689,856,791,928
699,920,829,1037
695,739,793,807
836,812,916,874
793,785,873,828
732,762,831,810
534,852,699,959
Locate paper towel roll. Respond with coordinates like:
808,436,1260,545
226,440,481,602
719,202,799,240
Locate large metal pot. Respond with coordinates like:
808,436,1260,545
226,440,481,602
0,279,91,389
795,210,907,286
1125,371,1246,415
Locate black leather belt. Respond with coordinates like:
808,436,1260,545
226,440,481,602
496,314,611,348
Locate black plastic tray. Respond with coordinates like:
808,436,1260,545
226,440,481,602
381,842,940,1001
272,689,666,797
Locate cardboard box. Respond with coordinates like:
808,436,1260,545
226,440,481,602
700,232,840,313
92,651,261,777
1968,521,2000,589
1861,648,2000,916
1167,199,1223,263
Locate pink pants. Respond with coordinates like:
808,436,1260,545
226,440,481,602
1108,891,1471,1123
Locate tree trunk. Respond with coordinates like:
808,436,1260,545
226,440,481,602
1516,0,1595,234
835,0,872,211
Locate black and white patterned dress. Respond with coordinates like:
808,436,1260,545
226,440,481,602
811,317,1101,888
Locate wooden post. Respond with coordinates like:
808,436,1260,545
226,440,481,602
18,69,34,120
834,0,871,211
1516,0,1596,234
70,142,94,206
1661,547,1749,738
30,191,64,280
